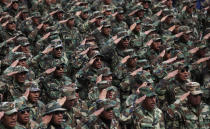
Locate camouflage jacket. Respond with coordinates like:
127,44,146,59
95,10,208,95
27,100,46,123
166,101,210,129
36,122,72,129
16,120,38,129
120,105,165,129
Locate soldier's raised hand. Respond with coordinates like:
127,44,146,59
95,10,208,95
12,45,21,52
57,96,66,106
23,88,30,99
93,108,104,116
130,67,143,76
130,23,137,31
164,70,178,80
37,23,44,30
121,56,130,64
42,45,53,54
6,36,17,44
135,95,146,105
175,32,184,38
96,74,102,84
42,115,52,125
180,91,190,101
99,89,107,100
44,67,56,74
41,32,51,40
0,112,4,120
10,60,19,67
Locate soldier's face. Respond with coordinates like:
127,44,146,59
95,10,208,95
20,46,30,54
102,109,113,120
32,17,40,25
164,52,171,60
93,57,102,69
188,94,201,106
45,0,51,5
102,75,112,82
54,47,63,58
137,10,144,18
55,66,64,77
183,33,190,41
106,90,115,100
120,37,129,48
43,23,49,31
166,0,172,8
135,24,141,32
29,91,40,103
81,12,88,20
7,22,16,31
21,12,29,20
12,2,19,10
127,58,137,68
18,59,28,68
104,10,112,16
142,96,156,111
15,72,26,83
178,68,189,81
166,16,173,24
52,111,64,125
102,27,111,35
51,0,56,4
64,99,76,109
151,41,161,51
103,0,111,4
2,113,17,128
116,13,124,21
143,2,150,9
67,19,75,27
57,12,64,20
95,17,102,26
17,109,30,125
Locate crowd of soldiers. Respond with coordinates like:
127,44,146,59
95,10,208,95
0,0,210,128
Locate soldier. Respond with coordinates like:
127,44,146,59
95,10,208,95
90,99,121,129
111,7,128,34
26,81,45,123
0,102,18,129
120,86,165,129
166,82,210,129
62,87,89,128
6,0,20,17
0,66,29,101
15,102,38,129
36,101,72,129
41,62,72,103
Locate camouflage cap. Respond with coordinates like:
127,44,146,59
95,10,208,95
178,26,192,34
44,101,66,115
102,21,111,28
91,50,103,58
52,39,63,48
98,67,112,77
143,0,152,2
15,100,29,112
102,5,112,12
62,87,77,100
14,66,29,74
97,81,111,90
121,49,135,56
26,81,40,92
116,7,124,14
91,11,103,19
135,71,154,84
97,100,116,111
16,36,30,46
139,86,156,97
186,82,203,95
31,12,41,18
0,102,17,115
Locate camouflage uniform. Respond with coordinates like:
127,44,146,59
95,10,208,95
36,101,72,129
120,87,165,129
166,82,210,129
0,66,29,101
0,102,19,129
